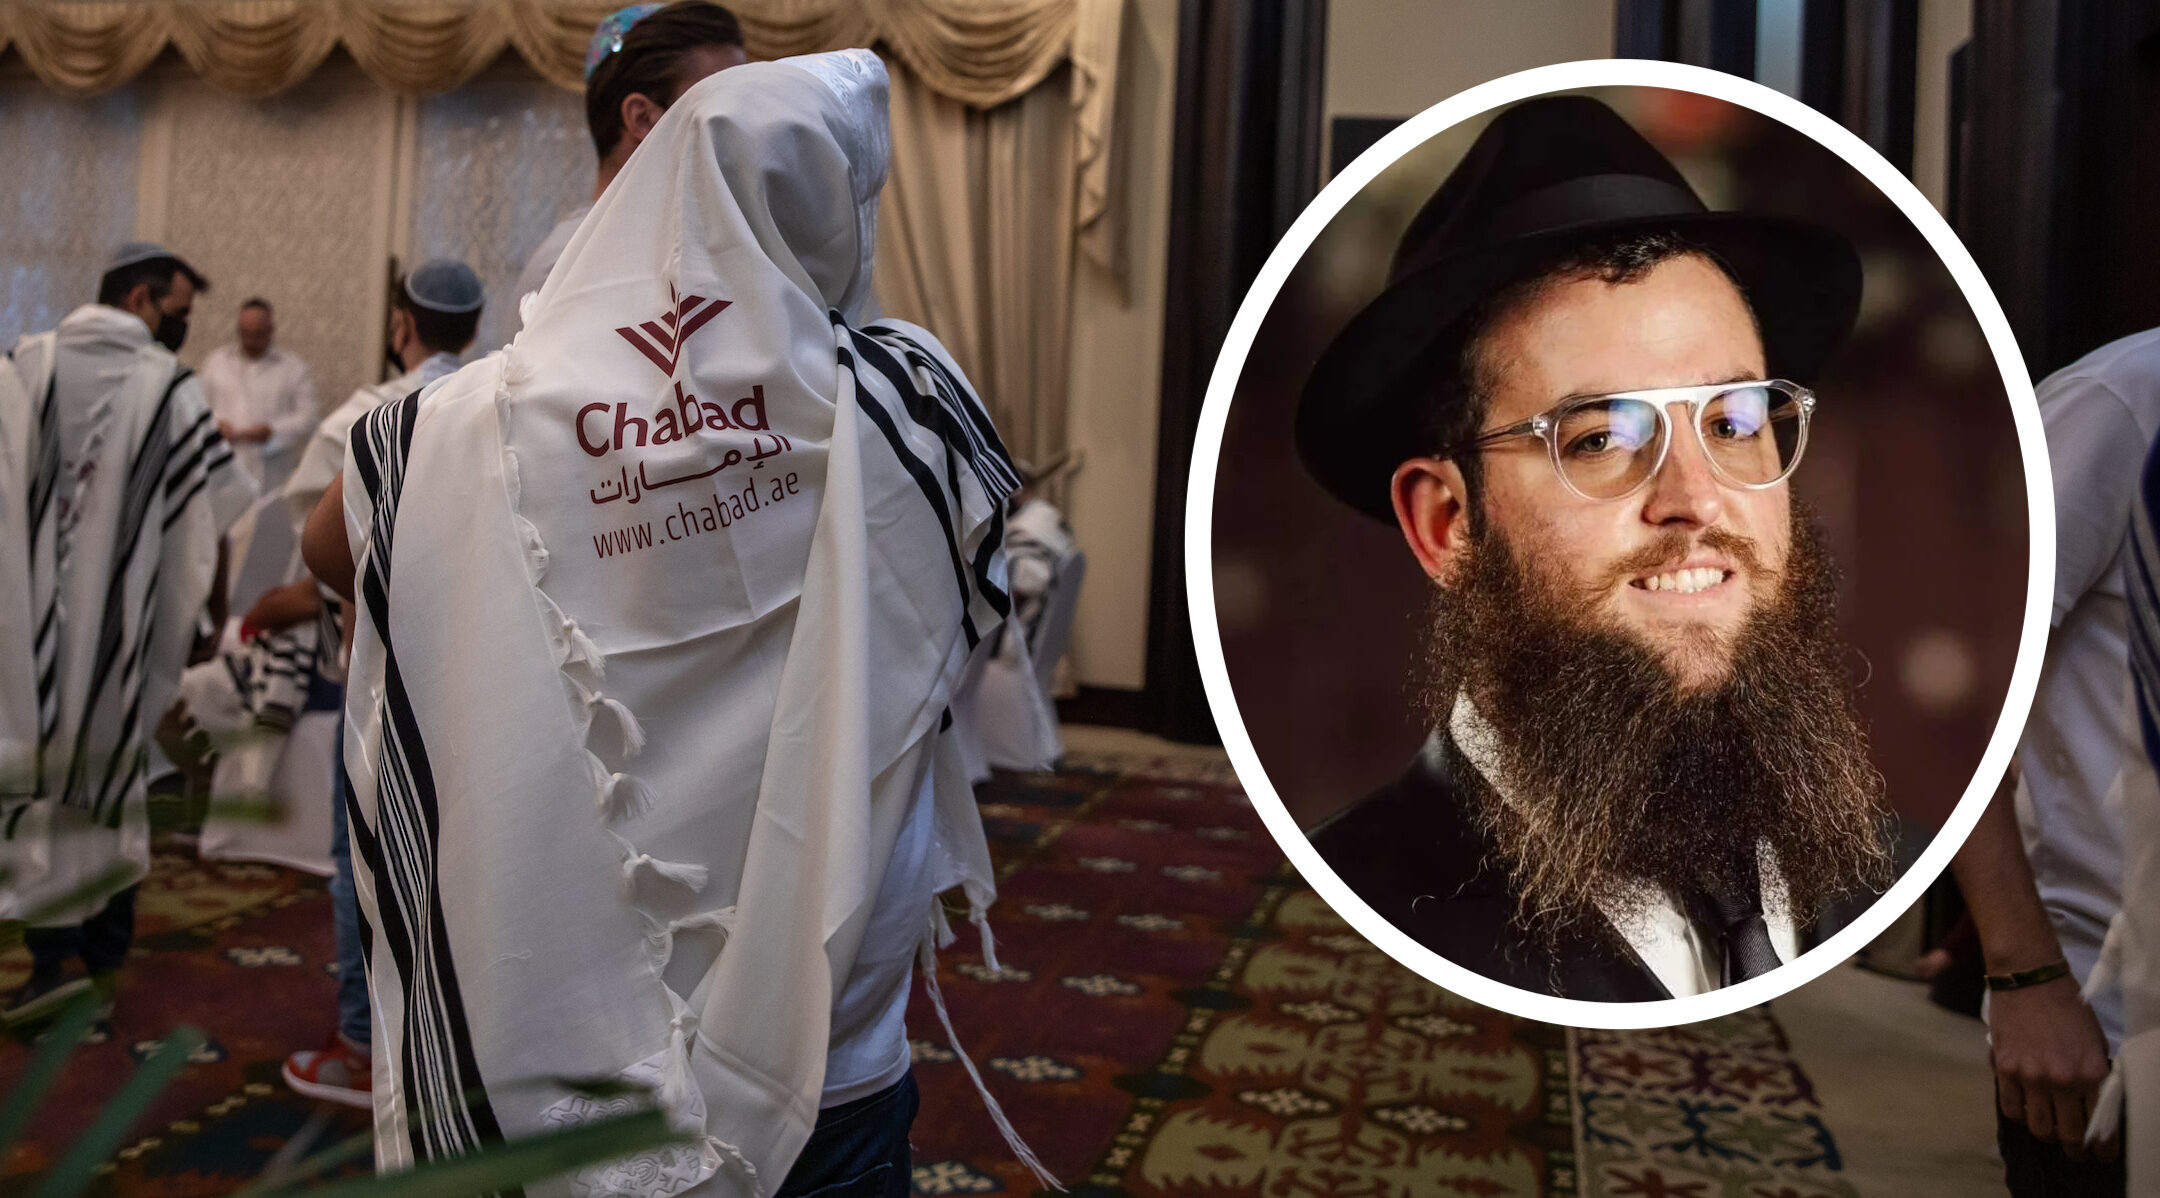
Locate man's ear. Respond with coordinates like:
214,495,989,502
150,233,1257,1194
1392,457,1473,585
620,91,666,149
121,281,158,324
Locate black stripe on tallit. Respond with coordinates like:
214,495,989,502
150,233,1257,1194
973,504,1011,618
845,324,1017,504
351,391,425,647
342,733,378,999
26,372,57,559
345,391,515,1171
839,342,982,649
160,469,218,532
161,410,215,495
160,410,233,531
88,562,161,822
842,322,1013,618
59,369,186,813
33,601,56,659
865,324,1021,496
28,373,59,794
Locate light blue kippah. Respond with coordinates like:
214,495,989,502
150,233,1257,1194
585,3,666,80
403,259,484,315
108,241,178,271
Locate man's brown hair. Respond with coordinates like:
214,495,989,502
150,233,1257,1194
585,2,745,161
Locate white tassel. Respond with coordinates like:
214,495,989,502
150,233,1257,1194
563,622,604,672
706,1137,759,1194
655,1005,706,1120
642,924,675,972
918,936,1063,1192
971,908,1002,975
622,852,708,892
2086,1061,2126,1147
601,771,656,820
590,693,646,755
543,597,604,678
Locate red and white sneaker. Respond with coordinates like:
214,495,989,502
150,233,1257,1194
282,1032,372,1108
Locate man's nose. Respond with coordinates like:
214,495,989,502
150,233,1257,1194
1639,403,1724,528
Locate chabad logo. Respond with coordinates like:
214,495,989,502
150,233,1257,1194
615,286,729,377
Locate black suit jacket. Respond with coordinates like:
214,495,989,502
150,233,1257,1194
1307,738,1859,1001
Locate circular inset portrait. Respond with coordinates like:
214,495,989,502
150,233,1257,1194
1188,61,2049,1027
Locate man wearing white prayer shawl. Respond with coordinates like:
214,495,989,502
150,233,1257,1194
0,243,254,1026
256,259,483,1111
309,49,1050,1196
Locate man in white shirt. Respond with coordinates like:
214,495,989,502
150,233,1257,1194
196,298,318,495
508,2,746,333
1300,97,1892,1000
1949,332,2154,1195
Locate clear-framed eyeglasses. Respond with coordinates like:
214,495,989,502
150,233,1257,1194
1438,379,1816,502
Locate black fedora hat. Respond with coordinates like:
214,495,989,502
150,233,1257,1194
1294,94,1863,522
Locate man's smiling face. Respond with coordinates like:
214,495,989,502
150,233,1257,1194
1463,252,1786,690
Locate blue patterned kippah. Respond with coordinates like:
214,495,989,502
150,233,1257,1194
585,3,666,80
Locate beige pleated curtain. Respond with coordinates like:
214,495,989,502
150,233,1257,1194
0,0,1123,463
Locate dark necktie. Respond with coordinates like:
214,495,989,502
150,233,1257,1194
1697,870,1784,986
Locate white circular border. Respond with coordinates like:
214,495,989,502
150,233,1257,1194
1184,58,2055,1029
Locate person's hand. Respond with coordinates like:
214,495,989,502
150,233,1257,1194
240,580,317,638
217,419,271,444
1913,947,1953,981
1989,974,2119,1162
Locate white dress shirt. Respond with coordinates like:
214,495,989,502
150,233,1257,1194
2006,329,2160,1054
509,202,592,336
196,342,319,493
1448,693,1802,997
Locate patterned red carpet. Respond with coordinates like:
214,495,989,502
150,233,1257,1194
2,750,1862,1197
0,849,373,1193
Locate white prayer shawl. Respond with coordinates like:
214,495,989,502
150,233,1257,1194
170,619,320,810
339,51,1018,1195
283,352,461,538
0,305,254,924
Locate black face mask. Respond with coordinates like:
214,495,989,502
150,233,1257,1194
154,311,188,353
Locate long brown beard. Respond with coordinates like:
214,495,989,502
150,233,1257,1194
1412,507,1893,947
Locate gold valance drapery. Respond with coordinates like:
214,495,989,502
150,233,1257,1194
0,0,1123,270
0,1,1105,103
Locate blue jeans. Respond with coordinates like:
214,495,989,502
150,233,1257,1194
327,720,369,1047
774,1072,918,1198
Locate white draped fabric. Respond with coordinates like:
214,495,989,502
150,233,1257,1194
339,50,1031,1193
0,305,254,925
282,351,462,539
